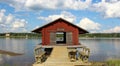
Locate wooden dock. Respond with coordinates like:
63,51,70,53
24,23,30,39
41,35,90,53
33,46,91,66
32,18,90,66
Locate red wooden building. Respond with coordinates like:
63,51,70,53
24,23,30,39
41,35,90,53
32,18,88,45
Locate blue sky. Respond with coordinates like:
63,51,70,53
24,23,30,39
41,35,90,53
0,0,120,33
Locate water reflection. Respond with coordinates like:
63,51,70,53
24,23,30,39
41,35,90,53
80,38,120,61
0,38,40,66
0,38,120,66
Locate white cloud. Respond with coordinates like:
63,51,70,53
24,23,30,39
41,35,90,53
25,0,59,10
0,9,28,33
0,0,91,11
91,0,120,18
63,0,91,10
25,0,91,10
77,18,101,31
1,0,120,18
6,14,14,24
0,0,26,11
37,11,76,22
0,9,6,23
103,26,120,33
12,19,27,28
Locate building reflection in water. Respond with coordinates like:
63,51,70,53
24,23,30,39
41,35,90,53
0,38,120,65
0,38,40,66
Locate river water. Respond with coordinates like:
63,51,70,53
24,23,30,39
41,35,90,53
0,38,120,66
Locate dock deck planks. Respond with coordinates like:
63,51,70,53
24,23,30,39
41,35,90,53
33,46,91,66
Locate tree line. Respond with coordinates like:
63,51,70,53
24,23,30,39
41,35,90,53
0,33,120,38
80,33,120,38
0,33,41,38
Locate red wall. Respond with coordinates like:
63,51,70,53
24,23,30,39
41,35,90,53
41,21,79,45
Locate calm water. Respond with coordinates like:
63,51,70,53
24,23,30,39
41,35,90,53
80,38,120,62
0,38,41,66
0,38,120,66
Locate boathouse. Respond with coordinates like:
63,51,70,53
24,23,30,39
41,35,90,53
32,18,91,66
32,18,88,45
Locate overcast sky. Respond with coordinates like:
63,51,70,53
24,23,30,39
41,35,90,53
0,0,120,33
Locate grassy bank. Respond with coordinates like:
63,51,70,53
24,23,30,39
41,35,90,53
90,59,120,66
106,59,120,66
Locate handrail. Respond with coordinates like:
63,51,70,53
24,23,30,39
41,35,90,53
79,47,90,62
68,46,90,62
34,47,46,64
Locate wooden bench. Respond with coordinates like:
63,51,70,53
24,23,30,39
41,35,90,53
79,47,90,62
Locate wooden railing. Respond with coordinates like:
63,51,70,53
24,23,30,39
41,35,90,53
68,46,90,63
79,47,90,62
68,50,76,62
34,47,46,64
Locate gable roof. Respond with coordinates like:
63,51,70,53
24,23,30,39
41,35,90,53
32,18,89,34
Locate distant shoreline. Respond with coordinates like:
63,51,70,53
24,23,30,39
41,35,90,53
0,33,120,38
79,33,120,38
0,33,41,38
79,37,120,39
0,37,120,39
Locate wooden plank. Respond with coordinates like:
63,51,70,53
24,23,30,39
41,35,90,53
66,32,72,45
50,32,56,45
